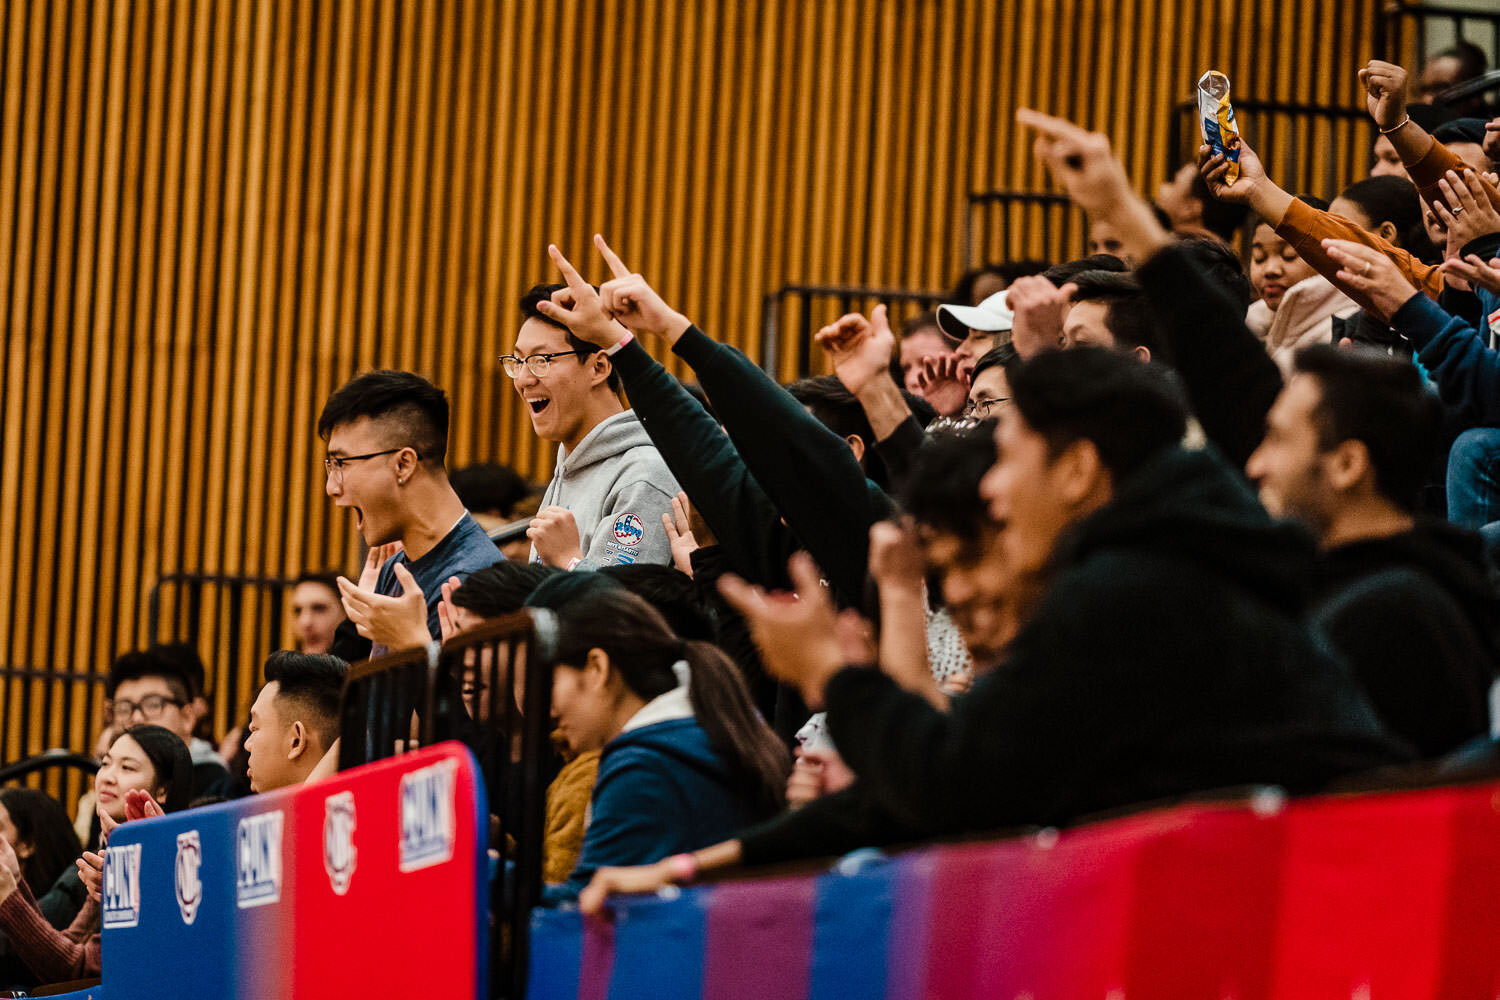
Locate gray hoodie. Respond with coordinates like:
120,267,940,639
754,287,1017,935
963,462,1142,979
533,409,681,569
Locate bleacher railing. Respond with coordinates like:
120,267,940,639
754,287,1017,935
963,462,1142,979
962,189,1085,272
759,284,947,381
1379,2,1500,86
339,610,559,1000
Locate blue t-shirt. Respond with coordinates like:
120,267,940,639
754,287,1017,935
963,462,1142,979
373,512,502,652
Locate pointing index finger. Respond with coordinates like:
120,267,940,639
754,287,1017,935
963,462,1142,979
549,244,591,295
594,233,632,280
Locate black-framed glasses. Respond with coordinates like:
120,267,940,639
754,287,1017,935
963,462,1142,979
111,694,183,724
324,448,406,478
963,396,1009,419
498,350,586,378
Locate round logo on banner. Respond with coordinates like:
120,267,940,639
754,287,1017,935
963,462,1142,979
323,790,357,896
612,512,645,547
175,830,203,925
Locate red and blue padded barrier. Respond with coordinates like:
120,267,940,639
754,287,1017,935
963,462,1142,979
526,779,1500,1000
99,742,487,1000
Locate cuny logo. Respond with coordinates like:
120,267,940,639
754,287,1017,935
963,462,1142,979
612,512,645,547
236,812,284,909
102,842,143,929
399,759,457,872
323,790,357,895
175,831,203,925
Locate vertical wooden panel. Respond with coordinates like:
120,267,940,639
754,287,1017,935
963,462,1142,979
1,0,1398,761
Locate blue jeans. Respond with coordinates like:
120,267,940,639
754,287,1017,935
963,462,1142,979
1447,428,1500,564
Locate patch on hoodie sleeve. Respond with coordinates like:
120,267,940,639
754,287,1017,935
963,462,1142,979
606,512,646,564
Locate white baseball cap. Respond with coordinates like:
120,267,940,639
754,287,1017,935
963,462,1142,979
936,289,1014,342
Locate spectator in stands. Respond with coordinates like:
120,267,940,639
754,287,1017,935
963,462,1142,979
244,651,346,793
0,725,192,986
949,262,1050,306
450,461,538,533
1243,197,1362,369
936,288,1013,376
964,345,1017,421
509,277,681,570
896,311,954,398
289,571,345,655
106,648,227,798
525,574,788,899
319,370,501,655
0,789,83,991
1418,42,1489,114
1060,270,1168,363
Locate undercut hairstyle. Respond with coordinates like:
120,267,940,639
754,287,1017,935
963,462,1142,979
119,724,195,814
451,562,564,619
1043,253,1129,286
317,370,451,468
970,344,1020,383
1172,237,1254,312
263,650,348,752
1335,175,1431,256
901,424,998,543
106,649,194,703
519,282,622,393
1292,345,1442,513
0,788,82,894
1068,271,1170,364
450,462,535,519
1008,347,1189,484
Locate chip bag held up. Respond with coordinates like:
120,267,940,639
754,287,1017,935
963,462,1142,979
1198,70,1241,184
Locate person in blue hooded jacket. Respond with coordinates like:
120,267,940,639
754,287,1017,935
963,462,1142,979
527,574,790,899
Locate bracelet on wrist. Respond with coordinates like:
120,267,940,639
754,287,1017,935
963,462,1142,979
1378,115,1410,136
602,332,634,356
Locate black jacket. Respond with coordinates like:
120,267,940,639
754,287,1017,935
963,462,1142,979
741,447,1410,864
1314,520,1499,757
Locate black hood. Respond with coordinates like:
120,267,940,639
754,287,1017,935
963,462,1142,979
1053,446,1318,616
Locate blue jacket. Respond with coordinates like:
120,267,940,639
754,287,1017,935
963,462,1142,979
1392,290,1500,429
561,715,764,896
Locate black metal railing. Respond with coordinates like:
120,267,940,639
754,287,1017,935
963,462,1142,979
1380,3,1500,93
962,190,1084,272
1,666,108,808
759,283,947,380
338,610,558,1000
0,748,100,785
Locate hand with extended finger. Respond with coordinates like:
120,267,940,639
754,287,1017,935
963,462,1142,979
358,542,403,593
124,789,166,822
718,552,846,708
592,235,692,343
662,492,703,578
528,506,583,569
1007,275,1073,359
1358,60,1410,132
337,561,431,649
1321,239,1421,323
437,576,464,642
1014,108,1134,218
1433,170,1500,256
535,244,630,347
1441,254,1500,296
815,306,897,396
916,354,971,417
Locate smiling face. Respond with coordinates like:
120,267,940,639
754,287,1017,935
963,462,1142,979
95,734,164,823
979,408,1095,581
511,318,608,448
1250,223,1318,312
324,415,409,547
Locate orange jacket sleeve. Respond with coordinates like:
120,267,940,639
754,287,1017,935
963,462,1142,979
1274,198,1443,315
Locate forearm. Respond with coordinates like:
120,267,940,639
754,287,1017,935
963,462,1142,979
0,893,98,981
1275,198,1442,314
1105,192,1174,265
854,376,911,443
878,586,948,711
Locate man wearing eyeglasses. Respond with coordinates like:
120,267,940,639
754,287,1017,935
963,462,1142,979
503,283,678,570
105,648,228,798
318,370,501,655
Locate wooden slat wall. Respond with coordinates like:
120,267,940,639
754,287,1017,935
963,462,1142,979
0,0,1383,800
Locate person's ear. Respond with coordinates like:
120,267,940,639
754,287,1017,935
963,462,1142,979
1131,345,1152,364
287,720,308,762
1325,439,1370,492
14,840,33,860
583,648,612,690
590,353,613,390
844,434,866,466
395,447,420,486
1376,220,1399,245
1053,438,1110,507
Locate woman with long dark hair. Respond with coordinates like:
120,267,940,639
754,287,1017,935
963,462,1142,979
0,724,193,987
527,575,790,896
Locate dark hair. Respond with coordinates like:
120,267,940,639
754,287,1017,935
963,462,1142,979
1008,347,1188,483
1043,253,1128,286
0,788,82,893
519,283,622,393
901,424,998,543
117,724,195,813
1294,194,1331,212
293,570,342,595
1067,271,1169,364
786,376,889,487
1336,176,1428,253
1428,42,1488,84
596,563,716,642
949,261,1051,304
450,462,535,519
529,581,789,816
899,309,942,340
451,562,564,619
1173,237,1254,312
1292,345,1442,513
316,370,450,467
263,651,349,752
970,343,1020,383
1187,170,1252,241
1432,117,1489,147
106,649,194,703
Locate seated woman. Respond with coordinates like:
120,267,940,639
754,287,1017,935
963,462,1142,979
0,724,192,986
526,574,790,898
0,789,84,991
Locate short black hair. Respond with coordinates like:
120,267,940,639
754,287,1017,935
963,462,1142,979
596,563,716,642
1295,194,1331,212
1188,169,1252,241
1335,175,1431,255
1067,271,1169,363
263,651,348,750
1043,253,1128,286
899,309,942,339
519,283,622,393
450,562,563,619
970,343,1020,383
450,462,535,518
293,570,341,594
107,649,195,703
1008,347,1188,484
786,375,904,487
317,370,450,467
1432,117,1489,147
1172,237,1254,312
1292,345,1442,513
901,423,998,542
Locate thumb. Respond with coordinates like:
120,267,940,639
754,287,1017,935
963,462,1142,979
787,550,825,596
392,560,424,598
871,304,890,336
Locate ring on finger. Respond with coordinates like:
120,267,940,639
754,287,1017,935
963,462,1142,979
1452,205,1466,215
1363,262,1371,277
